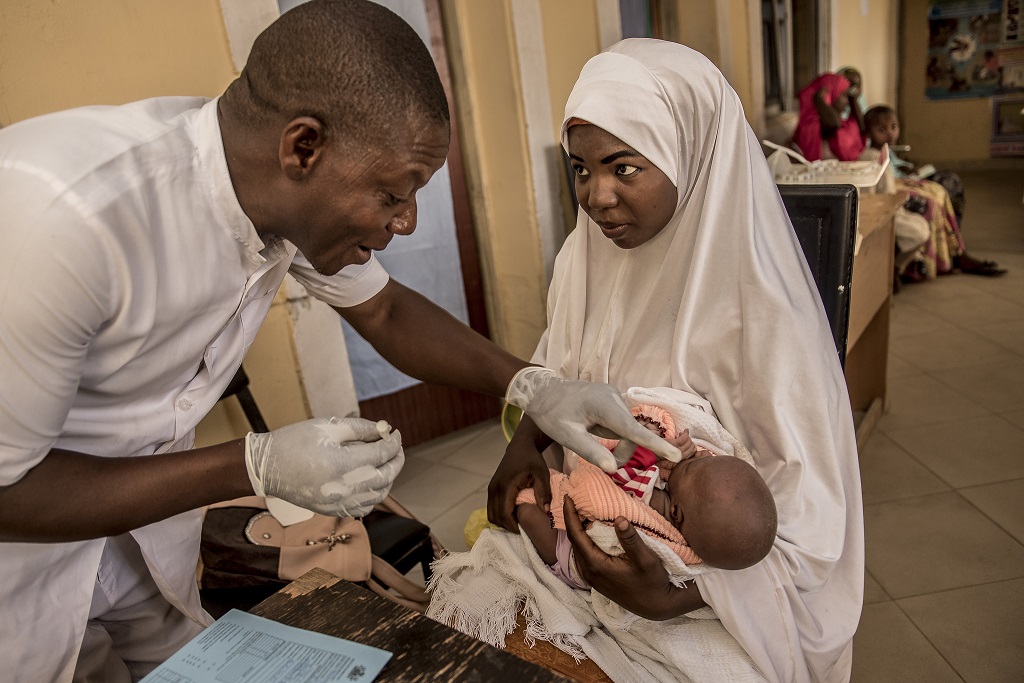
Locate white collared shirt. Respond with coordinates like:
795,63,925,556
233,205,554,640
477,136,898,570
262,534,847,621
0,97,389,681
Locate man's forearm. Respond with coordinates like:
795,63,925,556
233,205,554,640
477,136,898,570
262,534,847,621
0,440,252,543
337,280,528,397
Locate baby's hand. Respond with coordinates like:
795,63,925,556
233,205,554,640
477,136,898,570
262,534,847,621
656,429,696,481
668,428,697,459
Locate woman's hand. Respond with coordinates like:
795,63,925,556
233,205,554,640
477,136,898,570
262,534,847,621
563,497,706,620
487,415,553,531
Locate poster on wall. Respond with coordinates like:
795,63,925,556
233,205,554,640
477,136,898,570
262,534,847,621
926,0,1003,99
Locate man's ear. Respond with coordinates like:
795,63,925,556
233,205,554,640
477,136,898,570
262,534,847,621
279,116,327,180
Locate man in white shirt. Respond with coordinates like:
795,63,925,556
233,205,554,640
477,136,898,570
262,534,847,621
0,2,678,681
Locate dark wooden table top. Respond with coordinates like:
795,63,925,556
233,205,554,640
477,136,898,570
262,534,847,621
251,567,572,682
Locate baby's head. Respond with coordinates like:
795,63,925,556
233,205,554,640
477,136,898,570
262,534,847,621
865,105,900,149
664,453,777,570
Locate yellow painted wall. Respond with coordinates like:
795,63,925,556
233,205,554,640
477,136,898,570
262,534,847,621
0,0,236,126
540,1,604,137
723,0,758,128
899,0,991,163
539,1,607,230
673,0,760,130
675,0,721,65
835,0,899,108
442,0,548,360
0,0,316,442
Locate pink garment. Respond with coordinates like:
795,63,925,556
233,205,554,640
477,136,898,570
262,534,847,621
516,460,701,565
792,73,864,161
550,531,590,590
609,447,660,501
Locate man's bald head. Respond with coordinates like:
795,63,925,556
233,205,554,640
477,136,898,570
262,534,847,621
221,0,449,144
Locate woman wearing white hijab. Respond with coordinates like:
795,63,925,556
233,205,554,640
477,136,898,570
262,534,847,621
489,39,864,682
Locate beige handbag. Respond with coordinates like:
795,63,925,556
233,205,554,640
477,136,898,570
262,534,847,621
201,496,437,613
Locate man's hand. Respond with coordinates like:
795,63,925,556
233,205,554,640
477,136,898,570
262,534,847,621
506,367,680,472
245,417,404,517
563,497,705,620
487,417,552,531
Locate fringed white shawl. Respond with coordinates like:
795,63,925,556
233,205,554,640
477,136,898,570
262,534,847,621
428,388,766,682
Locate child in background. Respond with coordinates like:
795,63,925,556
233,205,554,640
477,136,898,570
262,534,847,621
864,105,1006,279
792,70,866,161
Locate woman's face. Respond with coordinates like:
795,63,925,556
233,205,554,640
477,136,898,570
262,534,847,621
567,124,678,249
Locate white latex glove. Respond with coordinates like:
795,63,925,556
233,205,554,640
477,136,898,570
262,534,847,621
506,367,681,472
244,417,404,518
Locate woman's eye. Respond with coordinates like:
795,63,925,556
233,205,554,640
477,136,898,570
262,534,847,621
572,164,589,177
616,164,639,176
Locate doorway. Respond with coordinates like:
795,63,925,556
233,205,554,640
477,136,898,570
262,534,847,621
345,0,500,447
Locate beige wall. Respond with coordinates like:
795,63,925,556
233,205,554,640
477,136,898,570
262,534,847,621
0,0,342,442
540,1,605,136
0,0,235,126
834,0,899,109
675,0,722,67
899,0,992,163
673,0,762,133
442,0,553,360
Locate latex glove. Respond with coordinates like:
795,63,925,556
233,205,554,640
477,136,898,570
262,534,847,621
505,367,681,472
245,417,403,518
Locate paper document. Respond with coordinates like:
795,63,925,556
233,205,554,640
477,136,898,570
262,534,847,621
140,609,392,683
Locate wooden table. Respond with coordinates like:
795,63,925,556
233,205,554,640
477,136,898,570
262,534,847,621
251,567,572,682
845,192,903,449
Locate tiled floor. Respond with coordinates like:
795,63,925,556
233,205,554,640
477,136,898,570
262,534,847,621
852,168,1024,683
396,168,1024,681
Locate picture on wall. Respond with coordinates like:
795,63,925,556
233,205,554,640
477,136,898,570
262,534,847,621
926,0,1003,99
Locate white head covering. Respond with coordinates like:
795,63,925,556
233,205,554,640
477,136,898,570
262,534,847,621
535,39,864,682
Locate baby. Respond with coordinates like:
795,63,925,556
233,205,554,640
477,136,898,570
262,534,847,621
428,387,780,678
516,403,778,590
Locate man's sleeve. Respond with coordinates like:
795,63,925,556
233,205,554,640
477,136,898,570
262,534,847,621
0,170,113,485
287,250,390,309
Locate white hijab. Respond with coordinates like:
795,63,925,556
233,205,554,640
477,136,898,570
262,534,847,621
535,40,864,683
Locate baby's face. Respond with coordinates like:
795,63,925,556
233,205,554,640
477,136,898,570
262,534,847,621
663,450,715,534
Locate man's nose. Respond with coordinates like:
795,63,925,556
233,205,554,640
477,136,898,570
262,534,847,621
388,203,417,236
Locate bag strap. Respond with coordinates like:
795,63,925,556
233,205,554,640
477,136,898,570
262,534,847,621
207,495,267,511
367,555,430,613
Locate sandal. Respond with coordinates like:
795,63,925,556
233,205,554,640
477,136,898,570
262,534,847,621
956,255,1008,277
900,262,928,284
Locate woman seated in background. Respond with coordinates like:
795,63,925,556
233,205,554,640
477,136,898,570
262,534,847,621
863,104,1005,279
791,67,866,161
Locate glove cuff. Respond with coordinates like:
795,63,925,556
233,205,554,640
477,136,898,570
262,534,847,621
505,366,557,411
243,432,267,498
